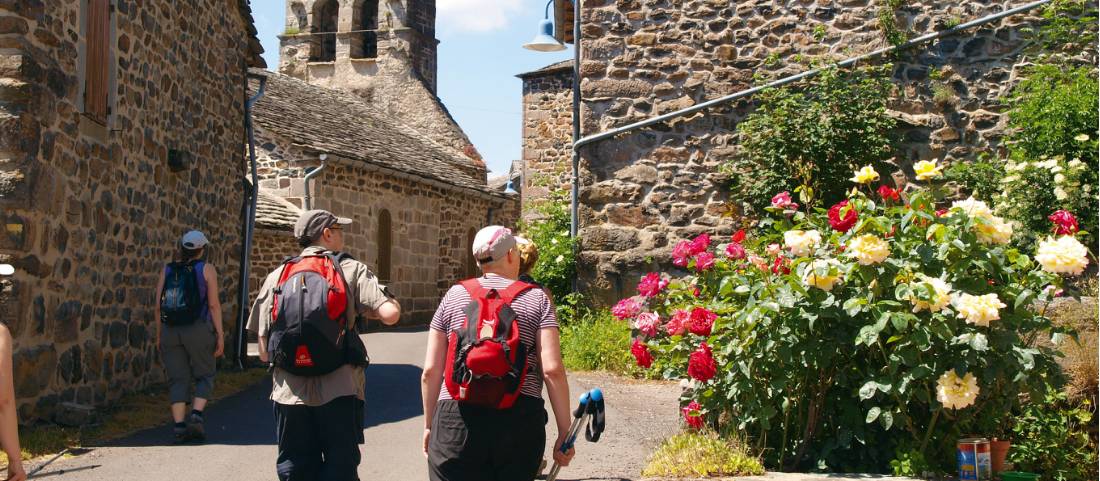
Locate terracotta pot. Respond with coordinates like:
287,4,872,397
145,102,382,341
990,438,1011,473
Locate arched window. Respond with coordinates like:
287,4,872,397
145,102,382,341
465,228,478,278
377,209,392,283
351,0,379,59
310,0,339,62
290,2,308,31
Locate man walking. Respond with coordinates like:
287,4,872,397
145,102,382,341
421,225,576,481
248,210,401,481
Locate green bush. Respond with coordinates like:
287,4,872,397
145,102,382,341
559,308,638,376
1010,388,1098,481
642,432,765,478
518,191,576,303
725,65,896,212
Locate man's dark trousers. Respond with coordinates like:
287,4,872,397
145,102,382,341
274,395,364,481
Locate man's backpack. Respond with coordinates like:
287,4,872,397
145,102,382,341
443,279,535,409
161,261,205,326
267,253,368,376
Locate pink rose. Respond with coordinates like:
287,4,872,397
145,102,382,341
749,254,768,271
1049,210,1079,235
688,307,716,336
694,252,716,272
672,240,693,267
682,400,704,430
631,338,654,368
666,309,689,335
637,272,668,297
688,342,717,382
611,297,643,320
766,243,781,256
771,191,799,210
725,242,746,260
634,312,660,338
689,233,712,255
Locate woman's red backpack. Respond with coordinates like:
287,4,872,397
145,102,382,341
444,279,534,409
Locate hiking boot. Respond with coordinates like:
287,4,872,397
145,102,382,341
187,414,206,442
172,426,189,445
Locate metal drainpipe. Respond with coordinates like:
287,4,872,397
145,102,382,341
234,73,266,370
303,162,327,210
569,0,581,293
571,0,1053,150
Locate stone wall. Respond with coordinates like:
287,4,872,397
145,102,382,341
252,127,519,324
572,0,1076,303
0,1,256,421
520,65,574,213
249,228,301,303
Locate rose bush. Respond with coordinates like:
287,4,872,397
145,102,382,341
616,165,1090,471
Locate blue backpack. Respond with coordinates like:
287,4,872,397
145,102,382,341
161,261,205,325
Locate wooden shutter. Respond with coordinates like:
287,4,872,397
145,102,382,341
377,210,392,283
84,0,110,124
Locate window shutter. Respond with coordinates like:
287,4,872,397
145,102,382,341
84,0,110,124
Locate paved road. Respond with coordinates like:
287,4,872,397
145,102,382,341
39,328,680,481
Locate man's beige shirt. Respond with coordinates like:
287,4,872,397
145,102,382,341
247,246,388,406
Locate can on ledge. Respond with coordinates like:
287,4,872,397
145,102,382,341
958,437,993,481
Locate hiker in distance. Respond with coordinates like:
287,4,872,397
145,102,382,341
248,209,401,481
421,225,576,481
155,230,225,444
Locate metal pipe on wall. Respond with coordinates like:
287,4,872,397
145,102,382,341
303,161,327,210
234,73,266,370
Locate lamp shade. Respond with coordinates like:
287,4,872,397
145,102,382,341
504,180,519,195
523,19,566,52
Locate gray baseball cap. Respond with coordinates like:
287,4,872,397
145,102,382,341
294,209,352,241
472,226,516,263
180,230,209,249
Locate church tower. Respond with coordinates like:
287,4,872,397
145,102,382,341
279,0,439,95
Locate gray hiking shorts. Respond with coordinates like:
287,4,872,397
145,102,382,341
160,322,217,403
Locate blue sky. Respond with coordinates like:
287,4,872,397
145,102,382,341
251,0,573,178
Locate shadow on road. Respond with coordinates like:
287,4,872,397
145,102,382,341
363,363,423,428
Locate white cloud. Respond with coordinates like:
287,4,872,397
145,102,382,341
437,0,524,33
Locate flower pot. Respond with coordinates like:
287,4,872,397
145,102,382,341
990,438,1011,474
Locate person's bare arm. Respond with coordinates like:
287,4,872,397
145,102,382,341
420,328,447,457
0,325,26,481
539,327,575,467
154,267,165,348
375,299,401,325
204,264,224,358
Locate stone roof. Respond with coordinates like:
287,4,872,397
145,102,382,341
255,190,301,231
249,69,495,193
517,60,573,78
237,0,266,68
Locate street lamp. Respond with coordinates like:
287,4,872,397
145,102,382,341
523,0,581,242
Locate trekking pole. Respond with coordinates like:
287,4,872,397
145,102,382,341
546,388,605,481
25,448,68,478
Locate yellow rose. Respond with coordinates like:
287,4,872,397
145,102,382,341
974,216,1013,245
936,370,979,409
913,160,943,181
950,197,994,221
1036,235,1090,276
846,234,890,265
909,275,952,313
953,293,1006,327
783,230,822,257
850,165,880,184
802,259,843,291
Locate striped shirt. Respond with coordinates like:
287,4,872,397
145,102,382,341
429,274,558,401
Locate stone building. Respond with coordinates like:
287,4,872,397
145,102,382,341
0,1,265,421
518,61,574,210
533,0,1077,303
249,0,518,325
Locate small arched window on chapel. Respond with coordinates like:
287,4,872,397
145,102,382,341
377,209,392,283
310,0,339,62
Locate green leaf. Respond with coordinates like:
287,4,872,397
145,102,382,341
866,406,882,423
843,297,865,317
880,411,894,430
969,333,989,351
890,314,907,331
1015,288,1035,310
857,325,880,346
859,381,878,400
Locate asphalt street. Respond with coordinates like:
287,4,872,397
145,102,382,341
37,327,680,481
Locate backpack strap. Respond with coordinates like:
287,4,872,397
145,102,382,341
499,281,535,305
459,279,488,300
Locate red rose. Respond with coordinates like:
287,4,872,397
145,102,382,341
725,242,746,260
694,252,716,272
1049,210,1079,235
878,185,900,202
828,200,858,232
637,272,667,297
672,240,693,267
771,255,790,275
682,400,704,430
935,208,949,217
693,285,702,298
689,233,712,255
688,342,717,382
631,338,654,368
688,307,717,336
731,229,746,243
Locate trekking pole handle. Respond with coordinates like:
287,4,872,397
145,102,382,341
560,391,590,453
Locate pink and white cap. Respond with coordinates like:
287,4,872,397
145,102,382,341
472,225,516,264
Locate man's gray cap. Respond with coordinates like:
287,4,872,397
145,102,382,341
294,209,353,240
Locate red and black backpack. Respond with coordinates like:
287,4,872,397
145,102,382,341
444,279,534,409
268,253,366,376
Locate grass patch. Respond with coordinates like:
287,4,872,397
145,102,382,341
642,431,765,478
3,367,268,464
560,310,639,376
